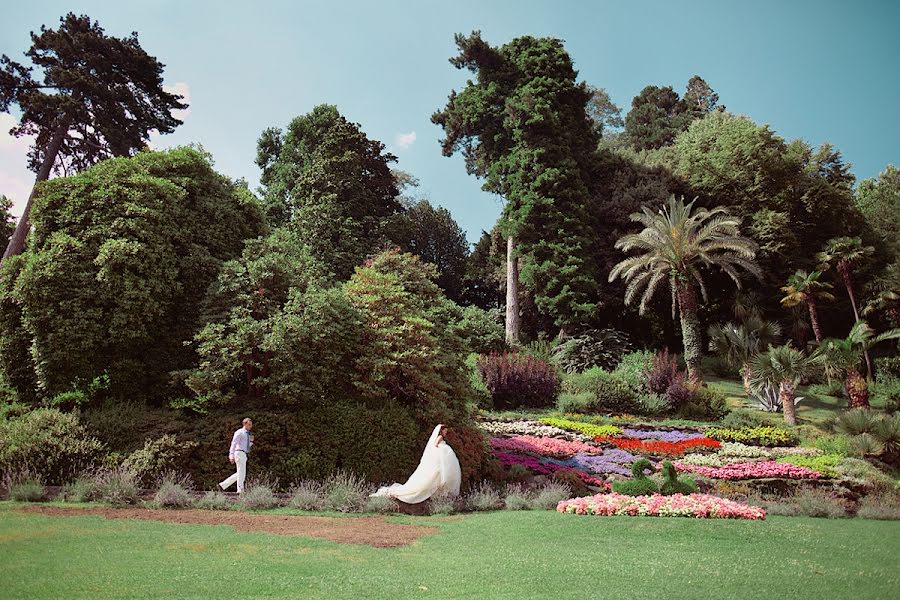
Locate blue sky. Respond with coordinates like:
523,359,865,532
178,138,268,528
2,0,898,243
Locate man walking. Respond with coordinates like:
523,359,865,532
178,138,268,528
219,418,254,493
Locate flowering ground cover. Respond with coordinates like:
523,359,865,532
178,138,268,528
494,451,608,487
556,492,767,520
674,461,822,480
478,420,591,441
547,449,642,477
596,436,720,457
539,417,622,438
620,428,705,442
490,435,602,458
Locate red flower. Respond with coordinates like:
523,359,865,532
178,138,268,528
594,436,720,457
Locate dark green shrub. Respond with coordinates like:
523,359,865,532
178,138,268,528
875,356,900,379
0,408,105,484
679,387,729,421
612,459,659,496
592,370,641,414
871,376,900,412
659,461,697,495
700,355,737,378
552,328,634,373
82,401,186,454
455,306,505,355
612,351,654,390
476,352,560,410
557,392,598,414
720,409,769,429
122,434,197,487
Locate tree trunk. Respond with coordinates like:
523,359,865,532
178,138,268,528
807,298,824,343
846,369,870,408
780,381,797,426
505,235,520,346
740,364,752,395
839,263,874,380
2,116,71,262
675,282,703,385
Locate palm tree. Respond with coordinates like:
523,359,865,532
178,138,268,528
863,262,900,330
815,321,900,408
751,345,820,426
780,270,835,342
609,195,761,384
708,316,782,393
817,237,874,322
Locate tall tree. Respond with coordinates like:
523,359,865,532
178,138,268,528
816,237,874,323
609,196,761,384
708,315,782,393
780,269,834,342
624,85,689,151
585,85,624,137
256,105,402,280
815,321,900,408
0,195,14,247
751,345,819,426
0,13,187,260
856,165,900,260
683,75,722,116
432,32,600,341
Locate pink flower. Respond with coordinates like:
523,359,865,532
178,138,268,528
673,461,821,480
556,493,766,520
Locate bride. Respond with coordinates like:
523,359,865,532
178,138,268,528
371,424,461,503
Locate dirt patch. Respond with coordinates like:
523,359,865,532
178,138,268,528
19,505,438,548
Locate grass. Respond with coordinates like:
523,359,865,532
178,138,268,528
2,501,898,599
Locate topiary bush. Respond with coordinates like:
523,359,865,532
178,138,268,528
611,459,658,496
659,461,698,495
0,408,105,485
475,352,560,410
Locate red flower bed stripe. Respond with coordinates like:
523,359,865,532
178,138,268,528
595,436,720,457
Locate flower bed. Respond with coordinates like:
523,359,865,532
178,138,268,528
620,428,705,443
678,453,750,468
719,442,771,458
768,446,823,458
596,436,720,457
490,435,602,458
775,454,841,478
478,420,590,441
549,449,641,477
705,426,798,447
556,493,766,520
539,418,622,438
494,451,608,487
674,461,822,480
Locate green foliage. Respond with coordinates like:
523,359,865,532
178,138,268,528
776,454,843,478
153,472,194,509
623,78,719,150
538,417,622,438
9,477,44,502
239,483,280,510
0,256,39,403
612,351,654,389
875,356,900,379
705,426,798,447
93,466,140,506
122,435,197,487
256,104,401,279
612,458,658,496
194,491,232,511
321,471,369,513
833,409,880,436
719,409,769,429
455,306,505,355
815,435,860,458
0,407,104,484
591,370,642,414
503,484,533,510
7,148,264,400
363,494,398,514
679,387,729,421
60,476,95,502
552,328,635,373
427,492,458,515
856,165,900,259
659,461,698,495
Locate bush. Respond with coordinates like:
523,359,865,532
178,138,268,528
550,470,590,497
466,481,502,511
0,408,105,485
833,409,880,436
807,381,845,399
9,476,44,502
776,454,842,478
592,370,642,414
530,481,572,510
679,387,729,421
240,483,280,510
856,492,900,520
872,414,900,461
505,464,531,483
875,356,900,379
289,480,325,511
503,484,533,510
720,409,769,430
612,350,654,389
456,306,505,355
61,476,95,502
475,352,559,410
659,461,698,495
82,401,186,454
561,366,608,395
791,488,848,518
363,494,398,514
321,471,368,513
552,328,634,373
557,392,596,414
611,459,658,496
195,491,232,511
647,349,680,395
701,355,737,378
705,426,798,447
665,380,694,412
833,458,893,490
815,435,860,458
94,467,139,506
428,491,458,515
871,377,900,412
154,472,194,509
122,434,197,487
466,353,492,409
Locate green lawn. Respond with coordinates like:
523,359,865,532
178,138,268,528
3,502,898,599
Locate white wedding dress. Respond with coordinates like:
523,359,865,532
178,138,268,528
371,424,462,503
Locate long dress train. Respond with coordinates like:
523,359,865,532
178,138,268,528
370,424,461,503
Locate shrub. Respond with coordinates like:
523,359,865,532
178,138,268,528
9,475,44,502
503,484,533,510
871,376,900,412
856,492,900,520
0,408,105,485
289,480,324,511
875,356,900,379
611,459,658,497
701,355,736,378
705,426,798,447
776,454,842,478
679,387,729,421
552,328,634,373
239,483,280,510
659,461,698,496
466,481,502,511
872,414,900,461
428,492,458,515
476,352,559,409
154,472,194,509
720,409,769,430
94,466,140,506
637,393,668,416
612,350,654,390
466,353,492,409
505,464,531,483
530,481,572,510
61,476,95,502
647,349,680,395
561,366,608,395
550,470,591,497
195,491,232,511
815,435,860,458
592,371,642,414
807,381,845,399
791,488,849,518
122,434,197,487
363,494,398,514
456,306,505,355
833,409,880,436
557,392,598,414
321,471,368,513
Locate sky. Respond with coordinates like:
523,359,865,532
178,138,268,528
1,0,898,244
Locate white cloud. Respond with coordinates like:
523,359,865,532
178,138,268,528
395,131,417,149
164,81,192,121
0,112,35,218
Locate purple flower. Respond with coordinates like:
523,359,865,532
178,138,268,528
622,428,704,443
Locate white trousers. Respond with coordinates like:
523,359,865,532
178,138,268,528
219,451,247,493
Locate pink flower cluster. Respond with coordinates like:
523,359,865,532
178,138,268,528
556,493,766,520
490,435,601,458
494,451,609,488
673,461,821,480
